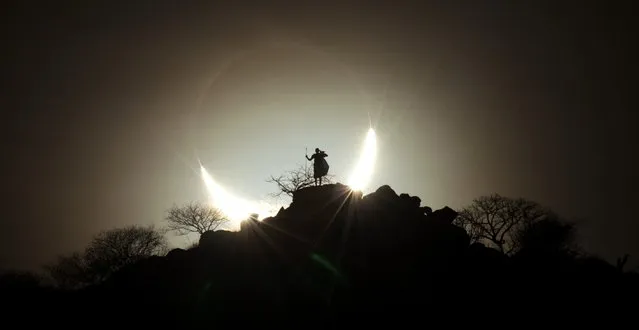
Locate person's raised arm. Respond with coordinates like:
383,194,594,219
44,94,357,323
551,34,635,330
306,154,313,161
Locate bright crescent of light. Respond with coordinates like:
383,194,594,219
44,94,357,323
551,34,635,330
200,166,273,227
200,126,377,227
347,127,377,192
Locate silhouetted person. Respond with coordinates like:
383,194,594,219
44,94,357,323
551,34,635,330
306,148,329,186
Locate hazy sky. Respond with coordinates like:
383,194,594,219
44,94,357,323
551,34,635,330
2,1,637,271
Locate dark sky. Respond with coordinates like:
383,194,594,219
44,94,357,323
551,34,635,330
2,1,637,271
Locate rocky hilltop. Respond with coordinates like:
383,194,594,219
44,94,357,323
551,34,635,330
7,184,637,326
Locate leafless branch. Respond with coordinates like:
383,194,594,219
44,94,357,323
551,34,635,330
266,164,335,198
453,194,551,255
45,225,168,288
166,201,229,235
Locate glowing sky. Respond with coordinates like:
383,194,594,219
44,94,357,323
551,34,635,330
200,126,377,229
1,1,637,271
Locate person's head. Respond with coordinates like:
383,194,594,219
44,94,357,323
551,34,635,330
315,148,320,153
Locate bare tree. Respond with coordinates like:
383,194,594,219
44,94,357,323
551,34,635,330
45,225,168,288
166,202,229,236
84,225,168,281
267,164,335,198
453,212,483,243
453,194,550,255
44,252,91,290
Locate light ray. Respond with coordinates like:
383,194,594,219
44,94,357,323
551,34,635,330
200,165,275,229
347,127,377,192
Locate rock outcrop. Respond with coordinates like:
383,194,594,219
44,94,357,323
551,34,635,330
9,183,637,326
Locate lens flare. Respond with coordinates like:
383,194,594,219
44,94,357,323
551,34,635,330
200,165,274,228
347,127,377,191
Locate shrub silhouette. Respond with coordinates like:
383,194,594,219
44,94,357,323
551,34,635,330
45,225,167,289
4,184,638,325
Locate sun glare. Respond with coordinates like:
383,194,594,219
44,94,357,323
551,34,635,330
347,127,377,192
199,126,377,227
200,165,274,228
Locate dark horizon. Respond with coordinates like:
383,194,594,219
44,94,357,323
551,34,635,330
2,1,637,272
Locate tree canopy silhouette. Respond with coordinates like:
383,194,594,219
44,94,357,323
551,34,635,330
45,225,167,288
166,201,228,235
453,194,552,254
517,216,578,255
2,184,638,325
